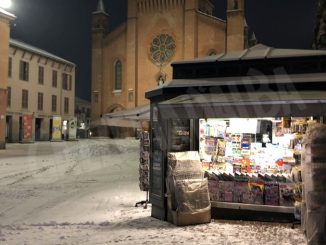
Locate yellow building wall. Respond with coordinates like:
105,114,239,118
227,11,245,52
197,14,226,56
7,47,75,142
102,24,127,113
93,0,245,118
8,49,75,120
0,11,14,149
136,5,185,106
91,33,104,120
0,17,10,90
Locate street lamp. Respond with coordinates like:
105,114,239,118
0,0,12,9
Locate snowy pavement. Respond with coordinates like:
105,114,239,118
0,139,306,244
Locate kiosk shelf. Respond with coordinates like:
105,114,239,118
211,201,294,214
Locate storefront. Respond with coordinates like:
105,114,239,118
145,44,326,221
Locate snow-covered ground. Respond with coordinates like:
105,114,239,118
0,139,306,244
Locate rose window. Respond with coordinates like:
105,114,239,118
150,34,176,67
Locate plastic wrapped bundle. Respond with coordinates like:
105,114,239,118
167,151,204,177
166,151,211,225
139,130,150,191
174,178,210,213
171,178,211,226
167,151,204,212
302,123,326,245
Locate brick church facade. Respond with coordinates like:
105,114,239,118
91,0,248,122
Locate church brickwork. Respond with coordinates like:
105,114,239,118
91,0,246,121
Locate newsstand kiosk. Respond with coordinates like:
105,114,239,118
145,44,326,223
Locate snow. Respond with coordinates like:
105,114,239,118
0,139,306,244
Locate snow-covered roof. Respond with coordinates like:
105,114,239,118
173,44,326,64
0,8,16,20
10,39,75,67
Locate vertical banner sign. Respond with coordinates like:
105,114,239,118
52,116,62,141
68,117,77,140
23,114,33,142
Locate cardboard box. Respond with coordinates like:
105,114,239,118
171,206,211,226
174,179,210,213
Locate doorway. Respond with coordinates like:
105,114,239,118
49,118,53,140
35,118,42,141
19,116,22,141
5,116,12,143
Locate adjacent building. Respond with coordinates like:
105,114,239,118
0,8,15,149
91,0,248,125
6,39,76,142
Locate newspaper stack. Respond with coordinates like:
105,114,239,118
167,151,211,226
139,131,150,191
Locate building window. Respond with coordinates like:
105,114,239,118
52,70,57,88
52,95,57,112
208,49,217,56
94,93,99,103
19,61,29,81
8,57,12,77
7,87,11,107
22,89,28,109
62,73,71,90
150,34,176,67
69,74,72,90
62,73,68,90
233,0,239,9
38,66,44,84
64,97,69,113
115,60,122,90
37,92,43,111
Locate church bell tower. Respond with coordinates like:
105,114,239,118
91,0,109,121
226,0,246,52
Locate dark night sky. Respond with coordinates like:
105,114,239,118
9,0,317,101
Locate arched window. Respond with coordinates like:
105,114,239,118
208,49,217,56
233,0,238,9
115,60,122,90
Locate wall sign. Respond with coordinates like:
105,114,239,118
22,114,33,142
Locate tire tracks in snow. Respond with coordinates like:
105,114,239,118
1,142,136,185
63,143,129,175
0,206,14,218
1,159,73,186
8,165,53,185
